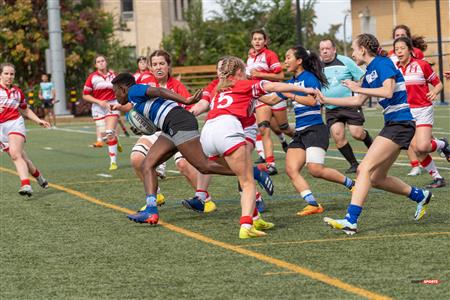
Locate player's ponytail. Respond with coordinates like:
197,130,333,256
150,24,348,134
291,45,328,87
355,33,388,57
216,56,246,92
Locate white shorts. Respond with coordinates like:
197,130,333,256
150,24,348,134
201,115,246,158
256,99,287,111
0,117,26,147
243,122,258,146
91,100,120,121
411,106,433,127
137,132,184,163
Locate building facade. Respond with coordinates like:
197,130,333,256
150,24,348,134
100,0,192,56
351,0,450,100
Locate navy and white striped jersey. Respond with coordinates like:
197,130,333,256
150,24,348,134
128,84,178,129
362,56,413,123
277,70,323,131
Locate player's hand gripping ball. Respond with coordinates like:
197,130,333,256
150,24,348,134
127,110,158,136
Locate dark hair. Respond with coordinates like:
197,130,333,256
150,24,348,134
355,33,388,57
250,29,269,47
136,56,148,64
290,45,328,87
393,37,414,52
320,39,336,48
150,50,172,67
111,73,136,87
94,54,107,65
392,24,427,52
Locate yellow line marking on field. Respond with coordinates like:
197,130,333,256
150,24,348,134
239,232,450,248
264,271,297,276
1,166,392,300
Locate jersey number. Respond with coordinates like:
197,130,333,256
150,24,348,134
211,91,233,109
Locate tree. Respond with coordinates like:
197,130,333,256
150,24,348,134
0,0,133,90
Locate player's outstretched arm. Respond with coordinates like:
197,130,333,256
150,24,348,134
146,86,191,104
19,107,51,128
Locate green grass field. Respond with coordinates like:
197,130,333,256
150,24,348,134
1,106,449,299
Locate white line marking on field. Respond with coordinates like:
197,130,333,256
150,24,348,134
43,147,53,150
167,170,180,174
97,173,113,178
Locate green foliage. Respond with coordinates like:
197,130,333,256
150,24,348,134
163,0,347,66
0,0,133,90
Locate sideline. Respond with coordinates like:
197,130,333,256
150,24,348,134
1,166,391,300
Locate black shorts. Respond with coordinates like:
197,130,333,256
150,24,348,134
161,107,199,146
43,99,54,109
326,107,365,128
378,121,415,150
288,124,329,150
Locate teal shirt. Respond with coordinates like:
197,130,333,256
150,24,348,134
40,82,54,100
322,54,364,109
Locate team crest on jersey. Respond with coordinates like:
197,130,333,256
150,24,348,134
365,70,378,83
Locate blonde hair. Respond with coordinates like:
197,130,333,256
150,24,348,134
216,56,246,91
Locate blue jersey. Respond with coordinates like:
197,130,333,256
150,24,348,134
128,84,178,129
322,54,364,109
277,70,323,131
362,56,412,123
40,82,54,100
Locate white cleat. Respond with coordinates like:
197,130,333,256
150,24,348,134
407,166,422,176
18,185,33,197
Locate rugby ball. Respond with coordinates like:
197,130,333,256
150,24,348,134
127,109,158,135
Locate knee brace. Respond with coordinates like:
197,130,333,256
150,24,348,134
279,122,290,131
105,129,116,137
258,121,270,129
131,143,149,157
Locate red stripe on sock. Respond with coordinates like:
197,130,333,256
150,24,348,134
107,138,118,146
31,169,40,178
266,156,275,163
240,215,253,225
252,207,259,217
410,160,419,167
109,152,116,157
420,155,432,168
431,140,437,152
21,179,30,186
256,134,262,141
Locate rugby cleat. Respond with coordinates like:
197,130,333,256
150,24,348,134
345,163,358,174
127,210,159,225
281,141,289,153
297,204,324,216
253,166,274,196
253,216,275,231
425,178,446,189
256,199,265,213
18,184,33,197
258,163,278,176
36,175,49,189
254,156,266,164
117,143,123,153
323,217,357,235
239,226,267,239
91,141,104,148
204,199,217,213
407,166,422,176
414,190,432,221
438,138,450,162
109,162,118,171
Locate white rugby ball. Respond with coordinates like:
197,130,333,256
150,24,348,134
127,110,158,135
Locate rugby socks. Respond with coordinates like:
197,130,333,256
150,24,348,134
266,155,275,166
343,177,354,190
345,204,362,224
252,206,259,220
255,134,265,159
431,139,445,152
20,179,30,187
240,216,253,229
410,160,420,168
363,130,373,148
31,169,40,178
338,143,358,166
408,187,425,203
420,155,442,179
144,194,158,214
195,189,209,202
301,189,318,206
107,138,118,163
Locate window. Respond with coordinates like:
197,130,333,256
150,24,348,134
121,0,134,21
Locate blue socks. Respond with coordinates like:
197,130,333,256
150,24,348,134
301,190,318,206
345,204,362,224
343,177,354,190
144,194,158,214
408,187,425,203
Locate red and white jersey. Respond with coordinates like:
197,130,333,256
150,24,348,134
0,84,26,123
246,48,282,80
397,57,440,108
83,70,116,101
201,79,219,103
389,47,424,66
153,77,191,109
207,80,268,122
134,70,157,84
